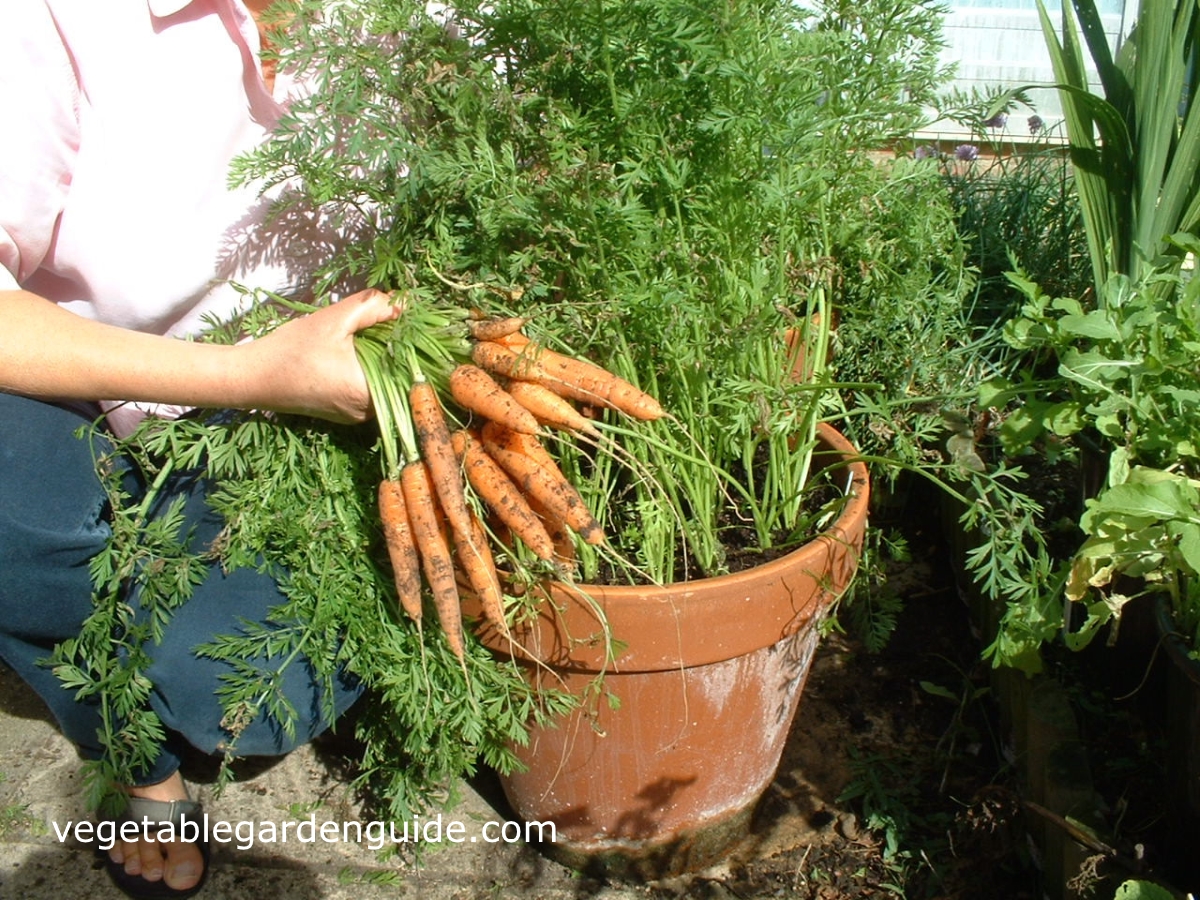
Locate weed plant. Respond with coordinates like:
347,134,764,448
963,0,1200,666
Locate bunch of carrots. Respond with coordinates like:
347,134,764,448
355,296,664,663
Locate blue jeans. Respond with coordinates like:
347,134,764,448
0,393,361,786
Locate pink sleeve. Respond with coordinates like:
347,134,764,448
0,0,80,288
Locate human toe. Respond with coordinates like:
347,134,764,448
134,836,166,881
163,839,204,891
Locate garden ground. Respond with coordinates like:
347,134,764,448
0,504,1175,899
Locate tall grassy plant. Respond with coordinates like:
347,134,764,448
1034,0,1200,288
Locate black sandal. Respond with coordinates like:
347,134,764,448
99,796,211,900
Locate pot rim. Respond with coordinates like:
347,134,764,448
472,421,871,673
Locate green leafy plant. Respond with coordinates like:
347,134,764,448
1112,880,1179,900
933,116,1091,334
974,0,1200,664
233,0,956,587
1032,0,1200,291
996,261,1200,654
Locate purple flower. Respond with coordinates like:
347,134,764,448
983,112,1008,129
914,145,937,160
955,144,979,161
1028,115,1044,135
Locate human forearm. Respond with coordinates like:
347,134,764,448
1,290,249,406
0,289,399,423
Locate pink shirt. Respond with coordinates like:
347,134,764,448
0,0,326,333
1,0,346,433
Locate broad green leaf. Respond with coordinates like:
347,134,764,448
997,401,1052,450
918,681,958,701
1057,309,1121,340
1050,295,1086,316
977,376,1015,409
1084,478,1199,523
1126,466,1200,489
1106,445,1131,487
1045,400,1086,437
1169,521,1200,575
1060,347,1131,387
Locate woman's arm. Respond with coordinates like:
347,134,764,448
0,288,399,424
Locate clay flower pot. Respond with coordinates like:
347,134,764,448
469,422,870,877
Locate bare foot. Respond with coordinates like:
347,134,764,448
108,771,205,892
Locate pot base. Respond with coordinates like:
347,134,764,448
529,801,756,880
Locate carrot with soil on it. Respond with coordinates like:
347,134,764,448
471,339,664,422
466,315,529,343
480,421,605,546
410,377,478,542
517,340,665,421
504,379,601,437
451,429,557,561
448,364,541,434
378,478,424,625
470,339,542,381
399,460,465,662
458,508,511,640
411,375,514,645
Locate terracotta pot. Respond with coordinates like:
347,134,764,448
468,422,870,877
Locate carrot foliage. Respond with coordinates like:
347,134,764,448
52,295,575,821
232,0,956,585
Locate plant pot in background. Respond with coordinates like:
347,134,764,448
467,423,869,878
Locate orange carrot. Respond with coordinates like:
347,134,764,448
505,380,601,436
410,379,512,655
459,509,511,640
521,341,664,421
526,493,578,572
470,340,540,380
400,460,464,661
410,379,475,543
495,330,530,350
448,364,540,434
480,421,605,545
378,478,424,624
466,316,529,342
451,429,556,561
471,340,664,421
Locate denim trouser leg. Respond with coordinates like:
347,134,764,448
0,393,362,786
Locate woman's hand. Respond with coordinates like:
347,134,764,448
237,288,402,423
